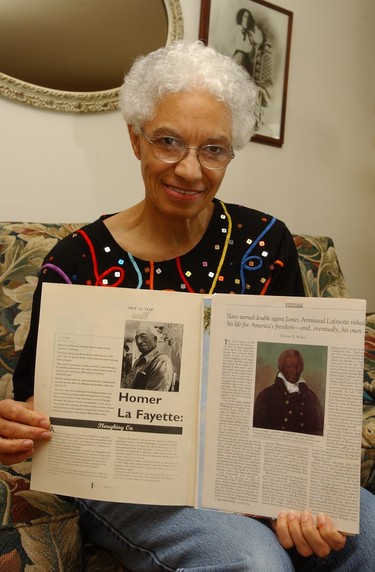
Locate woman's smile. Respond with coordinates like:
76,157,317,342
163,182,205,199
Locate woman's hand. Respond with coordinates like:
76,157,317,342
273,511,346,558
0,398,51,465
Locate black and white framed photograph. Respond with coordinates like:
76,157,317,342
199,0,293,147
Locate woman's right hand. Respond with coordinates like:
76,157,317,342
0,398,51,465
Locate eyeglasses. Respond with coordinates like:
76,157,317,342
140,128,234,170
135,333,152,341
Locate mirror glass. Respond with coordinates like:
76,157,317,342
0,0,183,112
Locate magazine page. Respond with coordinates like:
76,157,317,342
201,295,366,534
31,283,203,506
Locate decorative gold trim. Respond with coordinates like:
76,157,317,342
0,0,184,113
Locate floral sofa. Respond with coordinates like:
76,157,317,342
0,222,374,570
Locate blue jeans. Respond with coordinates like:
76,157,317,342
75,487,375,571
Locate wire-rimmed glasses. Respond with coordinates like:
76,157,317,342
140,128,234,170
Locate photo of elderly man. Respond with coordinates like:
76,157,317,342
121,323,177,391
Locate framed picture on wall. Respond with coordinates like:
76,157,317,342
199,0,293,147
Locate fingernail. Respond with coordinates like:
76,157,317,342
287,511,295,522
39,419,50,429
317,513,326,526
23,440,34,449
301,512,309,523
41,431,52,439
279,511,286,519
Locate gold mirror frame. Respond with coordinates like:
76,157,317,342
0,0,184,113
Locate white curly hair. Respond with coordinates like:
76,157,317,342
119,41,257,150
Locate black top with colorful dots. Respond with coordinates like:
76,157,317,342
13,199,304,400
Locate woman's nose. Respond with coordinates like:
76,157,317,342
173,148,203,180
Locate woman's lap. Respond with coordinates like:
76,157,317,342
75,500,294,571
75,487,375,571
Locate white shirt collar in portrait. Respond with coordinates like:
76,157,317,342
278,372,307,394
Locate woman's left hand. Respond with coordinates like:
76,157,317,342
272,511,346,558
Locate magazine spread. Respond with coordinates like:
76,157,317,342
31,283,366,534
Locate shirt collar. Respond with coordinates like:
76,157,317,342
278,372,306,393
141,347,159,364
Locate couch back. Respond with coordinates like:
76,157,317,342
0,222,350,400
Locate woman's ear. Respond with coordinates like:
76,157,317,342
128,125,141,160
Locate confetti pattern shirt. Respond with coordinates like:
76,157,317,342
13,199,304,400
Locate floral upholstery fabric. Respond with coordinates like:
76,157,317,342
293,235,351,298
0,222,374,569
363,314,375,491
0,461,81,570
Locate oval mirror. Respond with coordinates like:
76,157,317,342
0,0,183,112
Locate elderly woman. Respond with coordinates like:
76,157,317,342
1,41,374,571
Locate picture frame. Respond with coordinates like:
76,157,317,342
199,0,293,147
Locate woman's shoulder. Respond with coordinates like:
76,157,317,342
39,216,117,283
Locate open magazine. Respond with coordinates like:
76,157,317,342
31,283,366,534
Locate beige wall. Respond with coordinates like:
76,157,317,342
1,0,374,309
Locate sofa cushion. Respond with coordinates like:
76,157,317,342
0,222,84,393
0,461,82,570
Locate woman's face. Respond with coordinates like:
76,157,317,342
241,11,250,27
128,90,232,222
